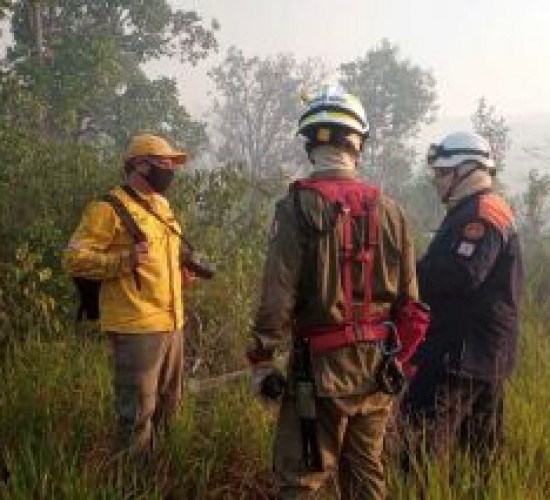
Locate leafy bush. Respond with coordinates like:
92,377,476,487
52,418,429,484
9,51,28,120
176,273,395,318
0,244,61,345
172,165,282,375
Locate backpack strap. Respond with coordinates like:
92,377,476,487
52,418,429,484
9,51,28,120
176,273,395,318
291,178,385,354
101,193,147,244
359,194,379,323
100,192,146,290
341,203,354,324
120,185,216,279
120,184,182,237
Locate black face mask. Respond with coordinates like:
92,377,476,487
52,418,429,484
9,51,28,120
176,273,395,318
144,166,175,194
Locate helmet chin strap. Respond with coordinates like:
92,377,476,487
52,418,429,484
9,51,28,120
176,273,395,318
441,164,482,203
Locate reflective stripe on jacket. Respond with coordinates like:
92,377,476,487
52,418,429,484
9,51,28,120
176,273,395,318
63,186,184,333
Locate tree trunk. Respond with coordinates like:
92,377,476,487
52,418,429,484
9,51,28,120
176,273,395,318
31,1,43,63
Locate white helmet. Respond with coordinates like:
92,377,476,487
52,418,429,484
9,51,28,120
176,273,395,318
427,131,495,171
297,84,369,142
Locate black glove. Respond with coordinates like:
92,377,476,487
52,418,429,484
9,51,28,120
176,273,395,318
376,357,406,395
260,368,286,400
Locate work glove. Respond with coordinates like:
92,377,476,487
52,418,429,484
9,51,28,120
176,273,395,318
376,357,406,395
391,298,431,364
251,362,286,400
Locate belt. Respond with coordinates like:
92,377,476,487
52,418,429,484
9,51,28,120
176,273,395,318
296,316,392,355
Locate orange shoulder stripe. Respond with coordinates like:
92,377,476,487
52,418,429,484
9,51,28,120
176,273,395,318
478,193,514,232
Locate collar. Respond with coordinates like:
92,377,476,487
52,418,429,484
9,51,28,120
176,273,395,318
309,169,357,180
310,145,357,172
445,187,493,218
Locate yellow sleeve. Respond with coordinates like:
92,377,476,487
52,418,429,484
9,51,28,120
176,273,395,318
62,200,133,280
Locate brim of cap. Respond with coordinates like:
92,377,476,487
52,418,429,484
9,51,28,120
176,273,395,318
168,151,188,167
125,150,189,168
153,150,188,169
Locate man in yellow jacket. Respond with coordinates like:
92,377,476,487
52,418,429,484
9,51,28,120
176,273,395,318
63,133,188,456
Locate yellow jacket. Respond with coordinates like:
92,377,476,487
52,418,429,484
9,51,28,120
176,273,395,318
63,186,184,333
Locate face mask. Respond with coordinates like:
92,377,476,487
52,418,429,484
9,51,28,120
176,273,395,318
432,174,451,200
144,165,175,194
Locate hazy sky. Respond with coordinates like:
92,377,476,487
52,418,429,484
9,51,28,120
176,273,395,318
1,0,548,122
147,0,550,120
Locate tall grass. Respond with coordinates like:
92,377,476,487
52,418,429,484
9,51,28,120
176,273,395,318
0,314,548,499
388,314,550,500
0,334,275,499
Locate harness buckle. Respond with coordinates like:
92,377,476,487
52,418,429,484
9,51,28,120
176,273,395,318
381,321,401,356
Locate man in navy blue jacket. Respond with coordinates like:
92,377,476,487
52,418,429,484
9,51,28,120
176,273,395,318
403,131,523,464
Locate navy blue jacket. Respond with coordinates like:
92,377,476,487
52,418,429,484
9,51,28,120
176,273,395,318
415,189,523,380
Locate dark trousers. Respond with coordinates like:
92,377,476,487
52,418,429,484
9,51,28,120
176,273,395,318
401,369,504,467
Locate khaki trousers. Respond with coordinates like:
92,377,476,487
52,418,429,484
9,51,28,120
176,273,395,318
109,330,184,455
273,391,393,500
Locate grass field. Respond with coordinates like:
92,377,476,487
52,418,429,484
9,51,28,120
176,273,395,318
0,313,548,499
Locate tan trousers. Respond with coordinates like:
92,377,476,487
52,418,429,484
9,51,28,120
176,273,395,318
273,391,393,500
110,330,184,455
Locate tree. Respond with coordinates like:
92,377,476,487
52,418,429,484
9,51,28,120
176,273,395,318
522,169,550,237
340,39,437,197
88,74,207,153
471,97,510,172
0,1,13,18
1,0,218,150
403,169,445,249
208,46,327,178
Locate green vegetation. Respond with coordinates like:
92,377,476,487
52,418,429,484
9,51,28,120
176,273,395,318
1,2,549,497
0,128,549,498
0,336,275,498
0,303,548,498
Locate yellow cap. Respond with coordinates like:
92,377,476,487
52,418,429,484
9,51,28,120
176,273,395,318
125,134,188,167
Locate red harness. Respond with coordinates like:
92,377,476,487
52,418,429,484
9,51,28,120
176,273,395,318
292,177,391,355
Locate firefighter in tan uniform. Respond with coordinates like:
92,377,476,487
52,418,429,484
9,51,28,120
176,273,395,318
63,134,189,457
247,85,429,499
